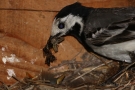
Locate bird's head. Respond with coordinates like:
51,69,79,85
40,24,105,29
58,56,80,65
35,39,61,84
43,2,89,65
50,2,87,41
50,2,88,42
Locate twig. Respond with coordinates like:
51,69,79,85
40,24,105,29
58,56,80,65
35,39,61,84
12,76,26,84
113,61,135,82
90,52,112,68
48,48,83,70
0,81,10,90
70,61,113,83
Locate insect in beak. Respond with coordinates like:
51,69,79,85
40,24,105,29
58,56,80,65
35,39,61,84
43,36,64,66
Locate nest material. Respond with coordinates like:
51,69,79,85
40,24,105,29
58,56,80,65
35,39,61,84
1,51,135,90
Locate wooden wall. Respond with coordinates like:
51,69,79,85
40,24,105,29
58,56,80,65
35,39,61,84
0,0,135,84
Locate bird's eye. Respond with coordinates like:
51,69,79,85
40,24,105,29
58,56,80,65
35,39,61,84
58,23,65,29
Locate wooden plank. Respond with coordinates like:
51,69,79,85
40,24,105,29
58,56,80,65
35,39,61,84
0,10,83,84
0,10,55,48
0,32,83,84
81,0,135,8
0,0,76,11
0,0,135,11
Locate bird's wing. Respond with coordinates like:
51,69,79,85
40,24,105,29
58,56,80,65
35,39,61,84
85,17,135,46
84,8,135,46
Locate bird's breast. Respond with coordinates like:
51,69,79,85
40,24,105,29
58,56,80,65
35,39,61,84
90,40,135,63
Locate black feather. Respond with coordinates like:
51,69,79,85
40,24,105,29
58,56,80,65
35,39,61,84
85,17,135,46
55,2,90,22
55,2,82,19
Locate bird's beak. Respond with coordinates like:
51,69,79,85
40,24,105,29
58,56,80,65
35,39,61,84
43,36,64,66
45,36,64,53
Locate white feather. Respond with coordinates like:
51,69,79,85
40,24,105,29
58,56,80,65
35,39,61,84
90,40,135,63
92,34,96,38
51,14,84,37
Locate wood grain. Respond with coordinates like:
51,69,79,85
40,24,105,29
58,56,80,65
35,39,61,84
0,0,135,11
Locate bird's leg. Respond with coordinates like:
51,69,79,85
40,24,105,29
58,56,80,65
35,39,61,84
101,51,135,86
129,51,135,62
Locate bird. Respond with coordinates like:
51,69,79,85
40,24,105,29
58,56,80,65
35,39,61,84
44,2,135,66
42,2,135,85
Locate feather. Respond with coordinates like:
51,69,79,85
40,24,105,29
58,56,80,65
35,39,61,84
83,7,135,37
78,7,135,62
86,17,135,46
84,17,135,62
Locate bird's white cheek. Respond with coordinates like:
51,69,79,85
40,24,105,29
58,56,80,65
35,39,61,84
51,24,68,37
51,29,59,36
51,27,66,37
50,19,59,36
51,24,60,36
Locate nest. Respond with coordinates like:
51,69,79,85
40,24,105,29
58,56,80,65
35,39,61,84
0,51,135,90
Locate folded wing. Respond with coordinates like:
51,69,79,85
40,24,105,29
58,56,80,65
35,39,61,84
83,7,135,46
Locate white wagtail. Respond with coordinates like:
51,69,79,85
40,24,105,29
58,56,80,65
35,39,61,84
44,2,135,66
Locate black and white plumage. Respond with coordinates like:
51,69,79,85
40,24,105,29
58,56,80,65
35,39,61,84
44,2,135,65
